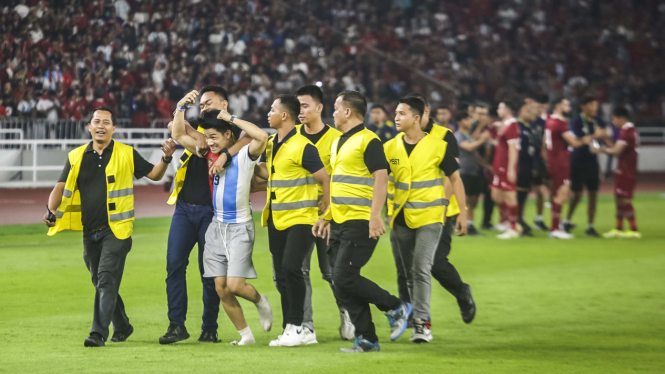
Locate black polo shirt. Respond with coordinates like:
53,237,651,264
58,140,155,228
178,155,212,206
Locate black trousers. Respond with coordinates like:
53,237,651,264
481,175,494,226
268,221,314,327
82,227,132,340
329,221,401,343
392,215,466,303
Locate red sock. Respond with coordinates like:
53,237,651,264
624,202,638,231
499,202,507,223
508,204,519,230
551,202,562,232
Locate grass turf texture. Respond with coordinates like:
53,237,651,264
1,192,664,374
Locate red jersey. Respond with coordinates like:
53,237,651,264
545,114,571,173
616,123,638,178
493,118,521,174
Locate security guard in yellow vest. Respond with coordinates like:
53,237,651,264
44,107,175,347
294,85,354,341
385,97,468,344
161,86,247,345
313,90,409,353
254,94,330,347
403,93,476,325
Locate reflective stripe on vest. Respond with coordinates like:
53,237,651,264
410,179,443,189
331,175,375,186
108,188,134,198
271,200,318,211
110,210,135,221
331,196,372,207
269,177,317,188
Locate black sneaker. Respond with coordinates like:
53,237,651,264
562,222,576,233
84,332,106,347
159,324,190,345
534,220,549,231
481,222,493,230
585,227,600,237
467,225,483,236
457,284,476,324
198,330,219,343
110,324,134,342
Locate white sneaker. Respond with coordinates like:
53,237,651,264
410,318,432,343
497,228,520,239
269,330,284,347
549,230,574,239
278,324,305,347
302,327,318,345
494,222,509,232
339,310,355,341
255,295,273,332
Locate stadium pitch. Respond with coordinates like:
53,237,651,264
1,193,663,373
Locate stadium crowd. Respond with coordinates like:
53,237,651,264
1,0,665,127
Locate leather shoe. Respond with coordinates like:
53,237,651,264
159,324,190,345
110,324,134,342
198,330,219,343
84,333,106,347
457,284,476,324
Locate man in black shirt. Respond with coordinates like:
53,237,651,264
161,86,249,344
44,107,175,347
314,91,409,353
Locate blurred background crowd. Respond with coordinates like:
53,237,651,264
1,0,664,128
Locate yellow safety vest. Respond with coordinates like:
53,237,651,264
48,141,136,239
428,123,460,217
296,124,342,198
261,131,319,230
167,126,205,205
328,128,379,223
385,133,448,228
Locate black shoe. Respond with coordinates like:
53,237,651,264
110,324,133,343
481,222,493,230
562,222,576,233
467,225,483,236
84,333,106,347
198,330,219,343
585,227,600,237
534,220,549,231
457,284,476,324
159,324,190,345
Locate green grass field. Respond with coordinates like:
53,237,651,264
1,193,664,373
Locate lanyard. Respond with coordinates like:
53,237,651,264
580,114,597,136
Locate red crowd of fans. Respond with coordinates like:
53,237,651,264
1,0,664,127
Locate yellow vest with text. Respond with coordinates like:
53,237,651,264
428,123,460,217
385,133,448,228
261,132,319,230
329,128,379,223
296,124,342,198
48,142,136,239
167,126,205,205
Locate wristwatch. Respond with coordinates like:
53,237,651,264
229,115,236,125
220,148,232,167
162,155,173,164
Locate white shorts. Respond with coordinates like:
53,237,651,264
203,219,257,279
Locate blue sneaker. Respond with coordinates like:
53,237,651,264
339,336,381,353
385,303,412,341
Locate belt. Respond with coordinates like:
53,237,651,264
86,224,109,232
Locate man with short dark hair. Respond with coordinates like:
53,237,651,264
313,90,409,353
294,85,353,341
435,106,455,131
161,85,249,344
44,107,176,347
367,104,398,142
563,94,608,237
386,96,467,343
256,94,331,347
595,107,640,239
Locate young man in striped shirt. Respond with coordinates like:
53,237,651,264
171,93,273,346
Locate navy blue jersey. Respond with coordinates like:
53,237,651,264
569,114,605,167
517,120,538,179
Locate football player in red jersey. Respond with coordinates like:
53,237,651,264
593,107,640,239
543,98,592,239
491,95,524,239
